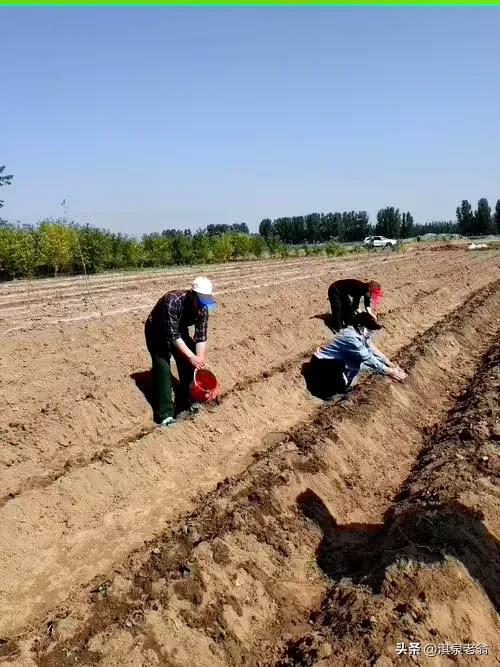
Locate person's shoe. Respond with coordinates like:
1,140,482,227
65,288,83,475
189,403,202,414
158,416,177,428
175,409,192,421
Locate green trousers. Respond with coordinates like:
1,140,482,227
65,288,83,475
145,320,195,423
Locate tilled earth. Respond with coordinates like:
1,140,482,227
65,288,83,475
0,246,499,666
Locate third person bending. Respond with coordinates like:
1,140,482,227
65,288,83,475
328,278,382,332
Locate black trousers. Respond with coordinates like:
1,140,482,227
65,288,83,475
302,355,347,399
145,319,196,421
328,286,355,332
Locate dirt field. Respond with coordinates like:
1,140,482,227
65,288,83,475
0,246,499,666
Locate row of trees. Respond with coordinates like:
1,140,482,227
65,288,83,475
259,211,371,244
0,219,284,280
373,209,462,237
2,202,499,281
456,198,499,236
161,222,249,238
2,164,500,282
258,208,419,243
260,198,500,244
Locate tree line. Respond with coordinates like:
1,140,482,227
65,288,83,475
0,220,276,280
1,165,499,281
259,211,372,244
260,199,500,244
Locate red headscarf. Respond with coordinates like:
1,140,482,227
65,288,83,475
370,284,383,309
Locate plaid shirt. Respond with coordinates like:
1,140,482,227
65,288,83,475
147,290,209,346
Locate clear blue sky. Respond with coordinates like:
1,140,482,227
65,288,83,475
2,8,499,236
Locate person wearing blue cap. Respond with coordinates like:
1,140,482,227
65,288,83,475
144,276,216,426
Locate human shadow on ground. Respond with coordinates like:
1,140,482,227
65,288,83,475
297,489,500,613
130,369,180,415
130,370,154,407
310,313,337,334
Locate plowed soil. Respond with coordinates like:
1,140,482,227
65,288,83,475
0,247,499,666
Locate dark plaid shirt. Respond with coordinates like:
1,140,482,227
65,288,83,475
147,290,209,346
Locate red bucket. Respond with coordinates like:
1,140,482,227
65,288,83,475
190,367,220,403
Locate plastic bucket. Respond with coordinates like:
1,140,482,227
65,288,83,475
190,367,220,403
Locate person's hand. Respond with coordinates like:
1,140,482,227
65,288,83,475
190,355,206,370
395,367,407,382
387,366,407,382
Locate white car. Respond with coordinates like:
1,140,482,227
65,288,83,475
363,235,398,249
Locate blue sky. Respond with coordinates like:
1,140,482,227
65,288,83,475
1,8,499,235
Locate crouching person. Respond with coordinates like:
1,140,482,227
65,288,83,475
303,312,406,400
145,277,216,427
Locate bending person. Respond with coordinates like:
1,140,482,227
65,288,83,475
145,276,216,427
327,278,382,332
303,312,406,400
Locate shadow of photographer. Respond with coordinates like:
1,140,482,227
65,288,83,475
297,489,499,613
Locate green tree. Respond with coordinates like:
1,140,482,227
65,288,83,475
340,211,370,242
474,198,493,235
210,234,233,263
290,216,306,244
206,223,246,237
110,233,129,269
37,220,75,276
13,225,38,277
0,223,37,279
305,213,322,243
142,233,173,267
230,233,252,259
258,219,273,238
331,213,343,240
413,221,458,236
74,224,114,273
250,235,266,258
122,238,144,268
273,217,293,244
494,200,500,234
321,213,339,240
456,200,475,236
192,233,212,263
400,211,414,238
161,228,192,238
0,166,13,208
264,235,279,257
170,234,194,265
0,223,19,279
375,207,401,238
232,222,249,234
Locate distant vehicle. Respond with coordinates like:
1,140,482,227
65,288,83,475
363,235,398,249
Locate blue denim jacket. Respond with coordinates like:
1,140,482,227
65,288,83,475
314,326,388,385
